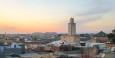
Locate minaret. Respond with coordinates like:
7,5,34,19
61,18,80,44
68,17,76,36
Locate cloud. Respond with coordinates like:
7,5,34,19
77,8,110,16
77,0,115,16
77,16,102,25
0,26,16,32
74,0,115,29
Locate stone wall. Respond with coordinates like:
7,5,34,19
106,43,115,47
61,35,80,43
82,47,98,58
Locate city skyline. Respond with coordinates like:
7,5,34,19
0,0,115,34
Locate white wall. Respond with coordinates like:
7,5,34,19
85,42,105,50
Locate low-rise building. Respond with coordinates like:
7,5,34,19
0,43,25,57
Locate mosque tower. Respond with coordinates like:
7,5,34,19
61,17,80,45
68,18,76,36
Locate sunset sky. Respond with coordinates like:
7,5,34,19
0,0,115,34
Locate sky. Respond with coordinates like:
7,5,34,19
0,0,115,34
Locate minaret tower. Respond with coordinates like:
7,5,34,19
61,17,80,45
68,17,76,36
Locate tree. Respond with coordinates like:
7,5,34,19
108,29,115,43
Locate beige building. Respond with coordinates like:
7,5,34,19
61,18,80,45
61,35,80,43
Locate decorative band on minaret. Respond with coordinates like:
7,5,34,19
68,18,76,36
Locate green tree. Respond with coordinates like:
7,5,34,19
108,29,115,43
